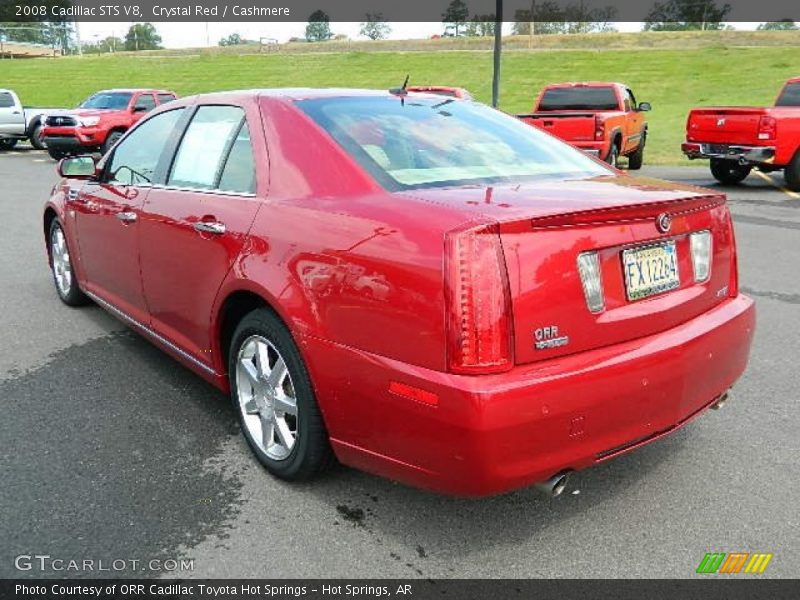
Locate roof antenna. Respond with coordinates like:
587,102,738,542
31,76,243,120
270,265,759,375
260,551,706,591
389,75,410,97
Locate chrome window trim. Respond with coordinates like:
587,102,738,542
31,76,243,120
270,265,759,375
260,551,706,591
85,290,218,377
148,183,256,198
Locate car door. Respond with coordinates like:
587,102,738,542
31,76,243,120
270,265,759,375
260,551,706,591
138,103,264,365
0,91,24,136
131,92,157,122
624,88,645,151
70,107,186,324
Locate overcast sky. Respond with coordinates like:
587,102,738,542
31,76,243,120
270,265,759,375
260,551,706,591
76,21,763,48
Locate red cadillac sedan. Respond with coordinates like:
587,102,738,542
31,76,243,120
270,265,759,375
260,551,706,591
44,89,755,497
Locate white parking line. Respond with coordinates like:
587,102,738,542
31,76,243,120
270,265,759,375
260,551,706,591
754,170,800,199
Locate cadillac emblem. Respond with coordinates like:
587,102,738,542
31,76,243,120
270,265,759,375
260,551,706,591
656,213,672,234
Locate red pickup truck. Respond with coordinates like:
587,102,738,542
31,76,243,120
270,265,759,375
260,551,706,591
42,88,176,160
682,77,800,190
518,82,651,169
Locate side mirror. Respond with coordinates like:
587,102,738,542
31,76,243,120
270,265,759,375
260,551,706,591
132,105,149,113
58,156,97,179
637,102,652,112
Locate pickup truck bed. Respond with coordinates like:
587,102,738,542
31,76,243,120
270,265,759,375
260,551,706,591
682,77,800,190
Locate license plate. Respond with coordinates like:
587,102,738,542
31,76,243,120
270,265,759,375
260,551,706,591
622,242,680,301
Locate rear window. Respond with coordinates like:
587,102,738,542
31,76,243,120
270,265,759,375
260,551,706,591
297,95,607,191
538,87,619,111
776,83,800,107
158,93,176,104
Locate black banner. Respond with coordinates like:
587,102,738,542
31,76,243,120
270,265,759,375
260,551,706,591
2,0,800,23
3,580,800,600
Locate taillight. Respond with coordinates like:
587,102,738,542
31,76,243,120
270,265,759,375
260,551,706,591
445,224,513,374
594,116,605,141
758,116,776,141
689,231,712,283
726,209,739,297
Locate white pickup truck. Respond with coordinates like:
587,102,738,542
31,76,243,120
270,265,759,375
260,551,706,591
0,89,65,151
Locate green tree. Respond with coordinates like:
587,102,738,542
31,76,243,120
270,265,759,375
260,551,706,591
124,23,162,51
442,0,469,36
359,13,391,40
644,0,731,31
757,20,798,30
219,33,243,46
465,15,496,37
513,2,617,35
305,10,332,42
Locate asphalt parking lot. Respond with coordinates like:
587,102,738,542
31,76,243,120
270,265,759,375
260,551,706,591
1,146,797,579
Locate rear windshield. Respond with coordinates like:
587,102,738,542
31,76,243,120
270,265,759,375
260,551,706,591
79,92,133,110
776,83,800,107
538,87,619,111
297,96,608,191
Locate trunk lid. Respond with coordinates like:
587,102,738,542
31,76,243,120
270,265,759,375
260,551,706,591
686,107,768,145
402,175,736,365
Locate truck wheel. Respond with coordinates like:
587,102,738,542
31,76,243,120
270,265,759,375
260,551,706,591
784,152,800,192
30,124,47,150
628,134,646,170
102,131,124,155
710,159,751,185
605,143,619,168
48,148,68,161
0,139,17,151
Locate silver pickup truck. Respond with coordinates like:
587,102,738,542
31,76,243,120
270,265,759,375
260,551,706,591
0,89,65,151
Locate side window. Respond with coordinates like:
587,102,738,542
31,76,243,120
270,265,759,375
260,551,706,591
107,108,184,186
157,93,176,105
0,92,15,108
168,105,245,190
218,123,255,194
133,94,156,113
626,89,637,111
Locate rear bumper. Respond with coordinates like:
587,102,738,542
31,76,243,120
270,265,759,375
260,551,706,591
305,295,755,496
682,142,776,165
571,140,605,158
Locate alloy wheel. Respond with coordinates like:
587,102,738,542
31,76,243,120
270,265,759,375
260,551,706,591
51,224,72,296
235,335,298,461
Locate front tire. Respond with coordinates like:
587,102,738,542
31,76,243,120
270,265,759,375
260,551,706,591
102,130,124,155
0,139,17,151
710,158,751,185
48,148,68,161
783,151,800,192
229,308,333,481
48,219,88,306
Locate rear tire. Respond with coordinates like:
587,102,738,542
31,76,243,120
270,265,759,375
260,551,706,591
229,308,333,481
628,134,645,170
605,142,619,168
102,130,124,155
30,124,47,150
710,158,751,185
48,219,88,306
783,152,800,192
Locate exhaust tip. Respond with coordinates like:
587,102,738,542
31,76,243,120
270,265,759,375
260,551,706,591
711,391,730,410
536,471,571,498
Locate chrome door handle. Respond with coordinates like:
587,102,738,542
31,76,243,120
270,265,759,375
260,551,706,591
116,211,137,223
193,221,226,235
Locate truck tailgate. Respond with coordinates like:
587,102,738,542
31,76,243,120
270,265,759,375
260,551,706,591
687,107,767,145
519,112,596,142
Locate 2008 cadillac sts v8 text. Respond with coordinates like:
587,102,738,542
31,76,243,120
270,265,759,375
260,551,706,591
44,89,755,497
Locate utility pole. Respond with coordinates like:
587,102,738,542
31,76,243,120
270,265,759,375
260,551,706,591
528,0,535,49
492,0,502,108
